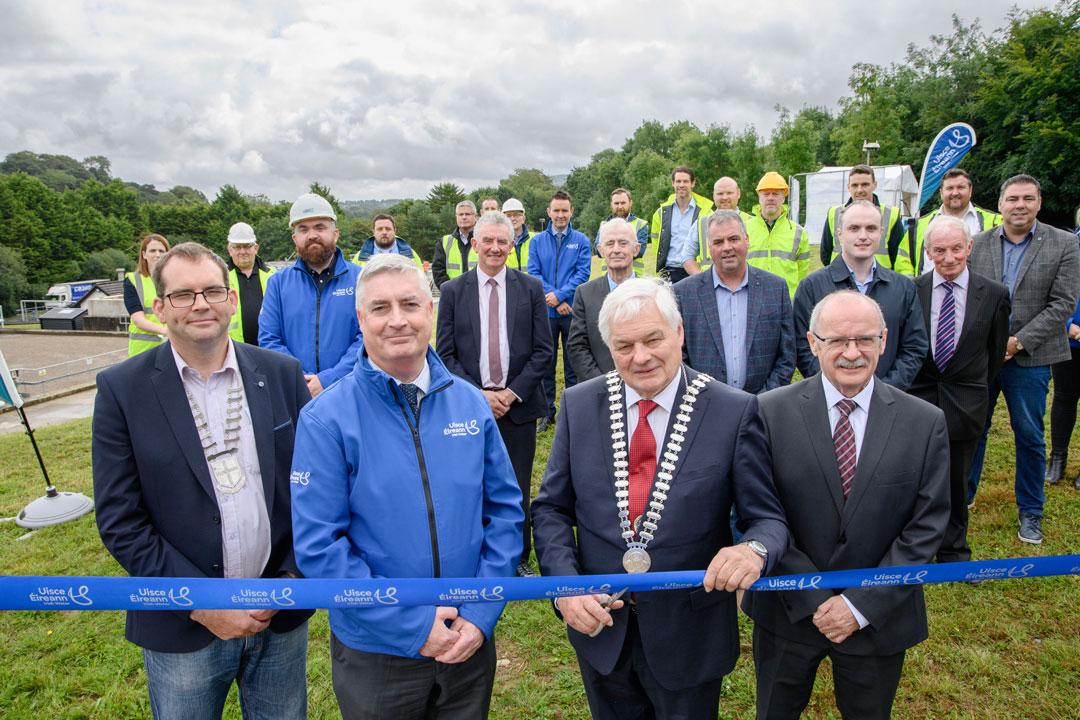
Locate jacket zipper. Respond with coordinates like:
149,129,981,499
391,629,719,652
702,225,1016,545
395,383,448,577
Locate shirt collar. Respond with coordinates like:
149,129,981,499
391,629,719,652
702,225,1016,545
843,257,877,284
625,368,683,416
607,271,634,291
821,372,875,413
711,266,749,292
172,339,238,383
477,265,507,287
370,357,432,395
999,220,1038,244
932,267,969,290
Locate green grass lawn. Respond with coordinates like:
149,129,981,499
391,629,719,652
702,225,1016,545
1,392,1078,719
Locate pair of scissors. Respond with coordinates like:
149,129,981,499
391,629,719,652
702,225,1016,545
589,587,630,637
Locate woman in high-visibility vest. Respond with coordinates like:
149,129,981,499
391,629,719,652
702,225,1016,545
123,233,171,356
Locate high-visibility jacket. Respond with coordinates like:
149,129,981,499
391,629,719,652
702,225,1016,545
126,271,163,357
913,205,1002,272
824,200,913,275
589,215,649,278
433,230,476,287
227,263,273,343
507,229,534,272
744,206,810,298
687,209,754,272
352,237,423,269
647,192,715,275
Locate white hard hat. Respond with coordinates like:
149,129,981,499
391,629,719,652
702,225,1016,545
289,193,337,226
227,222,257,244
501,198,525,214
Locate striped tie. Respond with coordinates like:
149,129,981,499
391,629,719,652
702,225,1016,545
833,399,857,499
935,281,957,371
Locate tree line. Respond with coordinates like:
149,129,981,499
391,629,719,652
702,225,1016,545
0,4,1075,314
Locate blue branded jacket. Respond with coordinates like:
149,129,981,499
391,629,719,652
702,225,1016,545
258,249,363,389
527,221,593,318
290,347,524,658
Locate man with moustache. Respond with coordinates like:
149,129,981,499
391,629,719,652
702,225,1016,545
673,211,795,394
966,174,1080,544
259,193,362,398
794,200,927,391
533,277,788,720
685,176,753,274
352,214,422,268
437,211,552,576
747,290,949,720
569,218,640,380
909,216,1010,562
432,200,479,289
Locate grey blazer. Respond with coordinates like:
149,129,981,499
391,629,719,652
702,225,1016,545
567,275,615,381
968,222,1080,366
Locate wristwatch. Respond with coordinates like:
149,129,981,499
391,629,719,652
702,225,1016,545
1014,338,1025,352
741,540,768,565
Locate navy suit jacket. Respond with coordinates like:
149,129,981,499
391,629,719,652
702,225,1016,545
436,268,553,424
673,266,795,393
793,258,928,390
92,341,313,652
532,369,789,691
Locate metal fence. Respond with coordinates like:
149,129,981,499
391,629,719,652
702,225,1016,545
19,300,63,323
10,348,127,399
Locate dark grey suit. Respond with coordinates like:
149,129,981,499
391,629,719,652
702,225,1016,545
567,275,615,380
909,271,1009,561
746,376,949,719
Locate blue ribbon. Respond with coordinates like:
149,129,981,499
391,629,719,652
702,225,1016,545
3,555,1077,612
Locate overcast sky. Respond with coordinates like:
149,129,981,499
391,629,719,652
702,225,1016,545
0,1,1050,202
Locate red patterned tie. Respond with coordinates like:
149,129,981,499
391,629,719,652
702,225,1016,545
628,399,658,534
833,399,857,499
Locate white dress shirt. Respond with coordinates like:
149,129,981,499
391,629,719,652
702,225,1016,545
820,373,875,629
624,370,683,463
173,341,271,580
477,266,511,388
929,268,969,353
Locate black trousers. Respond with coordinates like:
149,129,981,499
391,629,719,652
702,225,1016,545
577,611,723,720
330,633,496,720
753,624,905,720
937,434,977,563
1050,347,1080,450
660,266,689,284
496,414,537,561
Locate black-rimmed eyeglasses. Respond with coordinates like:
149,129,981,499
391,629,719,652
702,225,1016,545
165,287,230,308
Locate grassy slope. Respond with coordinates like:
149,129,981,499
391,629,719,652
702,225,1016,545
0,400,1078,719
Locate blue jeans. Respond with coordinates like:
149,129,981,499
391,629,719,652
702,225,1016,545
142,620,308,720
544,314,577,417
967,362,1050,517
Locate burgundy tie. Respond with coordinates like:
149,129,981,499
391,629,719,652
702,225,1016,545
628,399,658,534
833,399,857,499
487,278,503,387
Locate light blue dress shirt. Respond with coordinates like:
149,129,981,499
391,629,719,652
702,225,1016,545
668,198,699,267
1000,222,1036,297
712,268,749,389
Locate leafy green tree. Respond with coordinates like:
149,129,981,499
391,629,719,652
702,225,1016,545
79,248,130,279
404,201,441,261
0,245,31,316
426,182,467,215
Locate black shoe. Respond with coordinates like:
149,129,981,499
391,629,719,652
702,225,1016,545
1046,449,1067,484
516,561,537,577
537,415,555,434
1073,472,1080,491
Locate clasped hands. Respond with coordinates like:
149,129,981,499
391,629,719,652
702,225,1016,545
419,606,485,664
